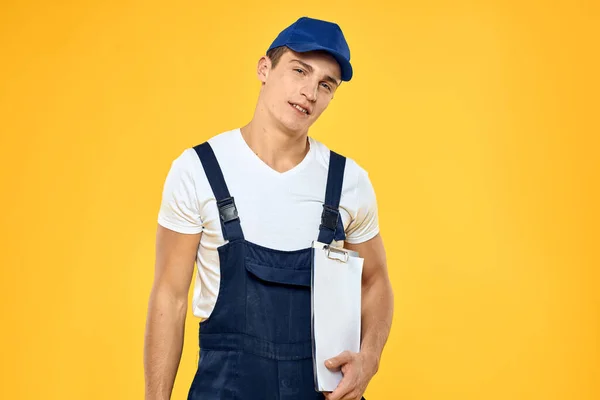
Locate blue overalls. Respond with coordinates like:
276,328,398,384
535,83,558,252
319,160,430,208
187,142,364,400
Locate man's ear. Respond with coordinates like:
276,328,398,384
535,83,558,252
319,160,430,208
257,56,270,83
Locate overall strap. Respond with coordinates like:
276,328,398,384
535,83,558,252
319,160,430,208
317,151,347,244
193,142,244,242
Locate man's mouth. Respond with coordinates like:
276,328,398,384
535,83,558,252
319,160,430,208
289,102,310,115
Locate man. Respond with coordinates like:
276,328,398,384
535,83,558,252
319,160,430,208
144,16,394,400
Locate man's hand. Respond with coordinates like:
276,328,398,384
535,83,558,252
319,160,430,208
323,350,378,400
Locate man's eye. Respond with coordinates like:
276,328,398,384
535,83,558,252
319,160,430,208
321,83,331,91
294,68,305,74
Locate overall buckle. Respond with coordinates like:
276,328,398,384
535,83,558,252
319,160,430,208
320,204,339,232
217,197,239,223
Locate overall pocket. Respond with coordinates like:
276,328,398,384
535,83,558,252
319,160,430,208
244,260,312,344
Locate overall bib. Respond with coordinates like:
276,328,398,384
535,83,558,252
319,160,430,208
187,142,364,400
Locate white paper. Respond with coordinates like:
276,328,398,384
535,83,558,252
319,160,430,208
311,241,364,392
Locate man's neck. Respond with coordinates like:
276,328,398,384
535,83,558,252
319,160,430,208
240,120,310,174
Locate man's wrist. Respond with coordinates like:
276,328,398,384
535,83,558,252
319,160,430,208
360,349,380,376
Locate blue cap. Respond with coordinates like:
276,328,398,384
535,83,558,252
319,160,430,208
267,17,353,82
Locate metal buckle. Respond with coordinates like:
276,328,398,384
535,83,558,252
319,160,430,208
217,197,239,223
325,245,349,263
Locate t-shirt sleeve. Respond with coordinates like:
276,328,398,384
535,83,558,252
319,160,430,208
157,150,204,234
345,167,380,244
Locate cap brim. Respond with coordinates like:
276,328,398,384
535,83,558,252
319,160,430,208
285,42,353,82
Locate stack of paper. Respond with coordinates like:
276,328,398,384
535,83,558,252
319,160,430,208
311,241,364,392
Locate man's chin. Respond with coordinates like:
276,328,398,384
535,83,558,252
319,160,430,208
279,119,312,136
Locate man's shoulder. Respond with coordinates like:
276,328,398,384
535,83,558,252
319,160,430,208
186,128,240,150
172,128,240,163
309,136,369,179
164,128,239,174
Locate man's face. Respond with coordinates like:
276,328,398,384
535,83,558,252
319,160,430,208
258,49,342,134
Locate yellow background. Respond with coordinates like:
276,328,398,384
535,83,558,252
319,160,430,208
1,0,598,399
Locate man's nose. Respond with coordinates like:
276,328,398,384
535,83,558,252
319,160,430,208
301,81,318,102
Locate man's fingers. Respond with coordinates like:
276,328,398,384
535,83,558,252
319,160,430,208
325,374,354,400
324,351,361,400
325,362,361,400
325,350,354,370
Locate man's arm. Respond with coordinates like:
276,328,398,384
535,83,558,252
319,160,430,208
350,233,394,373
325,233,394,400
144,225,201,400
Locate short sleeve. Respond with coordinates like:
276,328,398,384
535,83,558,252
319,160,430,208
157,150,204,234
345,168,380,244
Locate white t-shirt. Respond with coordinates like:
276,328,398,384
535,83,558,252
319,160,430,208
157,128,379,319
